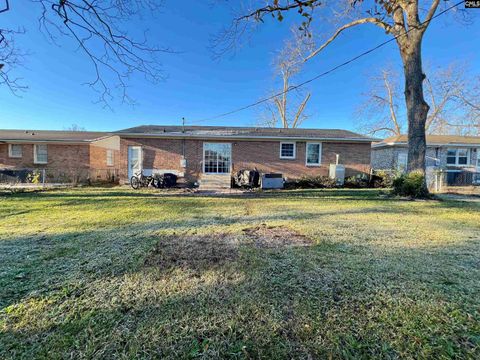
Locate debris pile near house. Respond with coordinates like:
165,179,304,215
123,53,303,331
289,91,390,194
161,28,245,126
233,169,260,188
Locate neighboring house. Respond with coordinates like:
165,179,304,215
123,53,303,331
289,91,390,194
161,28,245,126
0,125,375,187
114,125,374,187
0,130,120,183
372,135,480,186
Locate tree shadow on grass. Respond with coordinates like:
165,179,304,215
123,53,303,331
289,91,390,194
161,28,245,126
1,232,479,359
0,200,474,311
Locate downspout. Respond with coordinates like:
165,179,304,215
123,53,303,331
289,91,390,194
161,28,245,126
181,118,187,172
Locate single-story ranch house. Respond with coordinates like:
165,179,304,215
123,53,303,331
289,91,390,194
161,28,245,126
1,126,374,187
0,130,120,183
372,134,480,185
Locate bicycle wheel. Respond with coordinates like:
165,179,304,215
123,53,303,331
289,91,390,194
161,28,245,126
130,176,140,190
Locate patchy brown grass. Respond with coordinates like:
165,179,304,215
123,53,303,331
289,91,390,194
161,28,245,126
243,224,313,248
1,188,479,359
144,233,240,270
145,225,312,270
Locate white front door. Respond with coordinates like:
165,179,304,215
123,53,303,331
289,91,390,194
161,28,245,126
128,146,142,179
203,143,232,174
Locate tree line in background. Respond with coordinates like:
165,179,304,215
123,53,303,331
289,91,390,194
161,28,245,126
1,0,479,194
357,63,480,137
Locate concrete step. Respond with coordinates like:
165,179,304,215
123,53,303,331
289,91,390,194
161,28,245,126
199,174,231,189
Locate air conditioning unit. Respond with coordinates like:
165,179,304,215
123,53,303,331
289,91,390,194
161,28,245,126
329,164,345,186
261,173,284,189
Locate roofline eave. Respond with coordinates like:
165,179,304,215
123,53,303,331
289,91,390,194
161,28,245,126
114,132,376,143
372,142,480,148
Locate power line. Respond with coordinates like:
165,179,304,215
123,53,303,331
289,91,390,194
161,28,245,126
189,1,464,124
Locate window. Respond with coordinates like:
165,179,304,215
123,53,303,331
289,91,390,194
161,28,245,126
397,152,408,171
106,149,114,166
8,144,22,158
446,148,469,166
306,143,321,166
34,144,48,164
458,149,468,165
280,142,296,159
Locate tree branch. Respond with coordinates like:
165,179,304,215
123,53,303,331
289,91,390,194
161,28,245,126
422,0,441,30
292,93,310,128
383,71,401,135
304,17,393,61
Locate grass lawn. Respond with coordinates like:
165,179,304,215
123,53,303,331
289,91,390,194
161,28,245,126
1,188,479,359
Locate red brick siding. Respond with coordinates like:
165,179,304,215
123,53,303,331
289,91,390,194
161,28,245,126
233,141,371,179
89,145,120,170
0,143,90,169
119,138,371,182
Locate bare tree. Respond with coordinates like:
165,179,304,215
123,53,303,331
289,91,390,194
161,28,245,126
260,28,312,128
0,0,171,107
0,2,28,94
356,66,404,137
357,63,480,137
64,123,86,131
221,0,468,193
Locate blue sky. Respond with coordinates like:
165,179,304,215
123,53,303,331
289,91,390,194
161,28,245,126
0,1,478,132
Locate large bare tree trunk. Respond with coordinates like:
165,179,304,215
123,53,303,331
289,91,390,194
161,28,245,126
400,35,429,174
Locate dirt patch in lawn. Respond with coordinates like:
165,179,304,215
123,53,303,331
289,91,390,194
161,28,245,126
242,224,313,249
145,233,239,270
145,225,312,270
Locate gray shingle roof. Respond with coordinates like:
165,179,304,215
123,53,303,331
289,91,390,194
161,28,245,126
0,129,108,143
374,134,480,147
116,125,375,142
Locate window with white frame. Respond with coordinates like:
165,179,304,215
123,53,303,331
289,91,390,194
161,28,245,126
106,149,114,166
8,144,22,158
306,143,322,166
446,148,469,166
280,142,296,159
34,144,48,164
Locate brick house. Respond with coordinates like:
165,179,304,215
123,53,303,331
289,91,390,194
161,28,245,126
1,126,374,187
372,135,480,186
0,130,120,183
115,125,374,187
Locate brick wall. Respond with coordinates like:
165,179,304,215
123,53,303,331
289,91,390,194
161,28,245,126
119,137,371,183
89,145,120,169
0,143,92,183
0,143,90,169
232,141,371,179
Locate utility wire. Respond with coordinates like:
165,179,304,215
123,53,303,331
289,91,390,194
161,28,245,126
190,0,464,124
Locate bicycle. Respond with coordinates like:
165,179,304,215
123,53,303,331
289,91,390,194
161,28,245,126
130,171,156,189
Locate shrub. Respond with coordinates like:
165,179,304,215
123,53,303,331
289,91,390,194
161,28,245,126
371,170,396,188
392,171,429,198
285,176,337,189
344,174,370,188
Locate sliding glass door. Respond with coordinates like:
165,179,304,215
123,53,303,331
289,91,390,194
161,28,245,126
203,143,232,174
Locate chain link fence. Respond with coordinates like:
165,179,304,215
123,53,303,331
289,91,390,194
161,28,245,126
0,168,119,188
430,169,480,194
